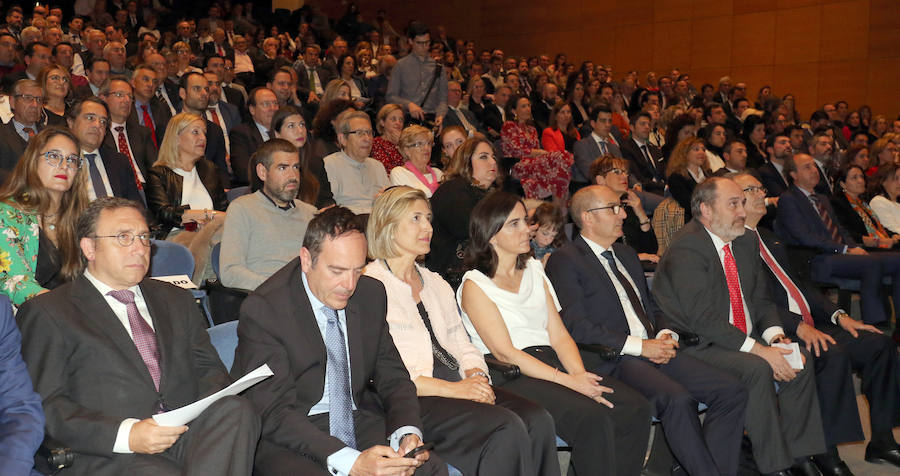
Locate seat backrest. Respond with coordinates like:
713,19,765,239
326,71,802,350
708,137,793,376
149,240,195,279
226,186,251,203
211,242,222,280
206,320,238,372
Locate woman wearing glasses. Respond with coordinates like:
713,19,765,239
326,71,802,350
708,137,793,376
0,127,88,305
589,155,658,258
37,65,72,127
146,112,228,282
390,125,443,198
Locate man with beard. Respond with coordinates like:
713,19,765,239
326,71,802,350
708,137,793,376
219,139,317,290
652,177,826,476
179,72,230,186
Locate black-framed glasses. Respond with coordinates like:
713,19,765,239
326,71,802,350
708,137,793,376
42,151,82,169
742,185,767,195
587,204,622,215
345,129,373,138
91,232,152,247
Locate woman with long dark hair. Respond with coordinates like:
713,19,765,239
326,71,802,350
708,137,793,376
269,105,333,208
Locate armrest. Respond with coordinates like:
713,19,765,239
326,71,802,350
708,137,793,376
576,343,618,361
34,435,75,475
484,356,520,381
672,329,700,347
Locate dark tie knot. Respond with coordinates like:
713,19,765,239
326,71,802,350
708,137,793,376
84,153,97,162
114,126,124,132
107,289,136,305
601,249,615,264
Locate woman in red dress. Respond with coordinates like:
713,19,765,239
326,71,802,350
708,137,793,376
370,103,406,173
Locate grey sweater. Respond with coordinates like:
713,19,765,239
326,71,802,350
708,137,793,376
219,190,317,290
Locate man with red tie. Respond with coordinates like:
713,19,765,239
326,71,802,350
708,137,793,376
653,177,826,476
735,172,900,473
100,77,156,202
130,63,171,148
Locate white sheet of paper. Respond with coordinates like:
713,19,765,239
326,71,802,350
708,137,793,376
771,342,803,370
152,364,273,426
150,275,198,289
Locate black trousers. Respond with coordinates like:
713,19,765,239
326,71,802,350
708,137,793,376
254,409,447,476
419,388,560,476
811,253,900,325
596,353,748,476
490,348,652,476
69,396,261,476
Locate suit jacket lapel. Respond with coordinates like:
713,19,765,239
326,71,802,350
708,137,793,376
344,299,365,391
574,235,619,298
71,276,158,390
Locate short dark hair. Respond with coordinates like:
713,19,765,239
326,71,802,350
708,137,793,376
589,105,612,122
252,138,298,170
76,197,147,243
51,41,73,56
24,41,49,57
247,86,274,107
723,138,746,155
87,57,110,72
406,21,429,39
202,54,224,69
809,110,828,123
733,97,750,109
302,206,365,265
67,96,109,121
765,132,789,150
179,71,206,92
703,102,724,120
268,65,293,83
629,111,651,127
464,191,528,277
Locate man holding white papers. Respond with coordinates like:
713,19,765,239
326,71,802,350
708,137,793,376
652,177,826,476
17,197,260,476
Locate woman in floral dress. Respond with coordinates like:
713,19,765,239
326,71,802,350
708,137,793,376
501,95,574,201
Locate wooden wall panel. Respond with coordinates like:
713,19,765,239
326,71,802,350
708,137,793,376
349,0,900,117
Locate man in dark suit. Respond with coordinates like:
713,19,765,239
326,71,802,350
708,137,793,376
444,80,484,136
179,72,231,187
0,294,45,476
775,153,900,327
0,79,44,182
620,112,665,196
1,41,51,90
653,177,826,476
758,133,792,199
100,78,155,195
807,132,836,196
75,58,111,99
204,55,249,123
204,72,241,132
229,87,279,187
546,185,748,476
17,197,260,476
232,207,444,475
736,172,900,472
531,82,557,132
129,64,171,148
175,21,201,55
146,53,180,116
295,44,331,106
572,105,623,191
68,98,143,204
202,28,233,58
481,85,510,139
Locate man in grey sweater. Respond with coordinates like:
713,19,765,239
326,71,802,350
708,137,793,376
220,139,317,290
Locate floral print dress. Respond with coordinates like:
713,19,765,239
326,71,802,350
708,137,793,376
0,201,43,306
501,121,574,200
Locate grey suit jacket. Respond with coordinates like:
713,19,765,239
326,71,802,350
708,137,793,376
651,219,782,351
572,134,622,183
17,276,230,472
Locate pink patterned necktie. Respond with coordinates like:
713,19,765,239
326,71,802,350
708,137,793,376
722,244,748,333
108,289,161,390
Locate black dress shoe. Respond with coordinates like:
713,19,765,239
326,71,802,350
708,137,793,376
792,457,823,476
813,460,853,476
763,470,794,476
865,444,900,467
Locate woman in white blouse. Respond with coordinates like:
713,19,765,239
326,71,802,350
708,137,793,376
458,191,651,476
364,186,558,475
146,112,227,281
868,162,900,234
390,125,443,198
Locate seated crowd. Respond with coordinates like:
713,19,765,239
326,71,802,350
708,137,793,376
0,3,899,476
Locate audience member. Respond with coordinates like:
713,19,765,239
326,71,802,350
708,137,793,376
370,103,405,172
829,165,899,249
620,112,666,196
666,136,710,221
0,80,44,181
387,22,448,129
742,114,769,169
391,125,443,197
541,102,580,153
232,206,444,475
867,162,900,235
757,132,793,198
323,109,389,214
365,186,559,475
444,80,483,137
589,156,659,257
36,64,70,126
99,77,154,194
229,87,279,187
652,177,827,475
76,58,110,99
270,105,333,208
458,190,652,476
178,72,230,186
220,139,316,290
546,185,748,476
17,197,260,476
527,202,565,265
808,132,836,195
438,125,466,168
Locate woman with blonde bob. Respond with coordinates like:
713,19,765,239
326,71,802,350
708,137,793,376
0,127,89,305
364,186,559,476
146,112,227,281
390,125,443,197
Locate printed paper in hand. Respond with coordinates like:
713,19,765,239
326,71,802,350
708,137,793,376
153,364,273,426
771,342,803,370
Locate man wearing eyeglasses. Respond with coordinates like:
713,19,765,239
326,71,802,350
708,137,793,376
100,78,156,200
323,110,389,215
0,79,44,183
386,22,447,131
68,97,143,204
546,185,749,476
17,197,261,476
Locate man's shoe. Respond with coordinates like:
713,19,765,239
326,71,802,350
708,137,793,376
813,453,854,476
865,444,900,467
791,457,823,476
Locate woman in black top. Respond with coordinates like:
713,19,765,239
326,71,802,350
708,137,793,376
666,137,710,221
588,155,658,257
831,165,899,249
742,115,768,169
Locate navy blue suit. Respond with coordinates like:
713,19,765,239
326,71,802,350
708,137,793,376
546,238,747,476
775,185,900,325
0,295,44,476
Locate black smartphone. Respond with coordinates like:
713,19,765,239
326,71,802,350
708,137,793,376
403,442,434,458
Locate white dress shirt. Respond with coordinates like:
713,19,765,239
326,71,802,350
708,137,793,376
109,122,145,183
82,148,114,199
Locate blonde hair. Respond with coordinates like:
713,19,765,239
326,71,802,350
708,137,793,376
322,79,351,103
375,103,402,135
153,112,206,169
397,125,432,161
367,186,430,259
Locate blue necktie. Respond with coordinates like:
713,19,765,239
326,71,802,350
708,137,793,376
598,140,608,155
323,306,356,449
84,153,108,198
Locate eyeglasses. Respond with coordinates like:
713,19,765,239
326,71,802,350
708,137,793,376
106,91,133,100
606,168,627,176
14,94,44,103
408,140,432,149
742,185,767,195
91,232,152,247
42,151,82,169
587,204,622,215
346,129,373,138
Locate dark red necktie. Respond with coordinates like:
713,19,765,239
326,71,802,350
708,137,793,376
140,104,158,149
723,243,747,333
115,126,143,190
754,231,813,325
